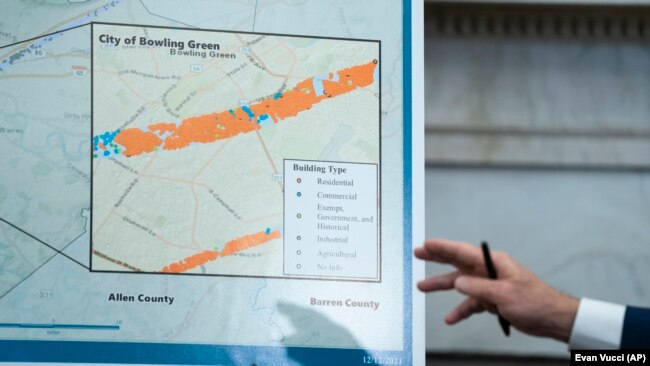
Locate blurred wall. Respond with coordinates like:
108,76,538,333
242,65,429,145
422,3,650,356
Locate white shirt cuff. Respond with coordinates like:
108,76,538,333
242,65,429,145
569,298,626,349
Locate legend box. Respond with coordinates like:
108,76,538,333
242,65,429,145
283,159,379,280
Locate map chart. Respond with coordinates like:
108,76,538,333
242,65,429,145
91,23,381,280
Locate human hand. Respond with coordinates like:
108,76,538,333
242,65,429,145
414,239,579,342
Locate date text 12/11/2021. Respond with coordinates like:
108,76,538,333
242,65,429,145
362,356,404,365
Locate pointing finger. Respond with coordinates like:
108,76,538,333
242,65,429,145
417,271,460,292
454,276,504,304
419,239,485,271
444,297,485,325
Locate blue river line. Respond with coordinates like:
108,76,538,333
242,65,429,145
0,0,123,72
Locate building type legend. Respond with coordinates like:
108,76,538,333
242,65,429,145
283,159,379,280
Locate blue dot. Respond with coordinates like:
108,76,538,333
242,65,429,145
297,192,302,197
265,228,271,235
103,150,110,156
114,149,119,154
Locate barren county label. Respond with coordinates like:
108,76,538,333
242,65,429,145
90,23,380,279
283,160,379,280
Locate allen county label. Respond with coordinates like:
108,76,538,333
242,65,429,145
571,351,648,366
283,159,379,281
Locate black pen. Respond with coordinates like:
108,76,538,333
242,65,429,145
481,241,511,337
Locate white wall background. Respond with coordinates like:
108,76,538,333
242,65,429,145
424,168,650,355
424,37,650,168
423,24,650,355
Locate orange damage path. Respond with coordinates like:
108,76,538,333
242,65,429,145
160,230,281,273
108,60,377,157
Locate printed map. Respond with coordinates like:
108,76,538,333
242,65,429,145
0,0,404,353
91,23,379,276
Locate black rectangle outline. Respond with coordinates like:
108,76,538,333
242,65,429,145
89,21,381,284
282,159,381,282
90,21,380,43
89,22,94,272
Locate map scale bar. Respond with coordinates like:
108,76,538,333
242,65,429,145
0,323,119,330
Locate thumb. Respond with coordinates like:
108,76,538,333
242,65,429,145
454,276,502,304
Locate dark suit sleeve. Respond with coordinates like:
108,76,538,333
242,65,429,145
620,306,650,349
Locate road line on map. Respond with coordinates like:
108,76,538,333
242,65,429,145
0,23,90,52
166,280,219,340
252,0,259,32
190,138,232,181
0,0,116,60
93,70,157,104
92,249,142,272
148,48,160,76
255,42,281,58
240,212,282,223
234,33,289,79
137,0,198,29
141,175,188,183
91,153,158,255
160,230,281,273
1,228,36,269
0,217,89,270
217,63,247,98
254,129,283,191
278,39,299,87
0,229,86,300
91,207,115,239
189,185,202,249
107,210,198,252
